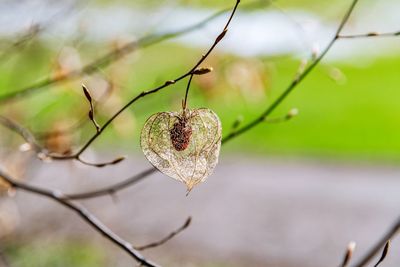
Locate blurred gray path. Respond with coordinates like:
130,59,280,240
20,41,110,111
6,155,400,267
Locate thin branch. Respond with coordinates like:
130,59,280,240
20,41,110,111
373,240,390,267
0,24,41,62
338,31,400,39
184,66,213,110
0,0,253,104
351,217,400,267
0,115,125,168
0,1,77,63
340,241,356,267
0,116,43,154
0,168,160,267
183,74,194,110
221,0,360,144
77,156,125,168
134,217,191,251
62,168,156,200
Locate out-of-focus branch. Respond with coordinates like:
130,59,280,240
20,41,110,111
338,31,400,39
0,115,124,168
0,168,161,267
134,217,192,251
0,24,41,62
0,116,43,154
351,217,399,267
0,1,77,63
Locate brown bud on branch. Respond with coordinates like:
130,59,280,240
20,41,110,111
192,67,213,75
82,84,100,133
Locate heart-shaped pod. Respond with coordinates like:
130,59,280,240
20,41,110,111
141,108,222,191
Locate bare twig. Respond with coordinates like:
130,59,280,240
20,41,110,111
373,240,390,267
183,74,194,110
0,168,160,267
183,67,213,110
134,217,192,251
63,168,157,200
351,217,400,267
0,1,77,63
0,24,41,62
77,156,126,168
340,241,356,267
339,31,400,39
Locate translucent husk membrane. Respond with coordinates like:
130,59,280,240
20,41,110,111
141,108,222,192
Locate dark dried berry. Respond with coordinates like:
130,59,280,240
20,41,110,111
170,118,192,151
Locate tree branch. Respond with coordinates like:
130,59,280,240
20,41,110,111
0,168,161,267
63,168,157,200
350,217,399,267
339,31,400,39
134,217,191,251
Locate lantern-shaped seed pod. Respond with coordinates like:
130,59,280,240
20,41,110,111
141,108,222,192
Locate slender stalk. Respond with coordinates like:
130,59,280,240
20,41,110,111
134,217,191,251
183,74,194,111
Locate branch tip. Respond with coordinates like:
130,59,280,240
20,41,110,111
341,241,356,267
374,240,390,267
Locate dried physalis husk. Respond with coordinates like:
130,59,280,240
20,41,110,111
141,108,222,192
